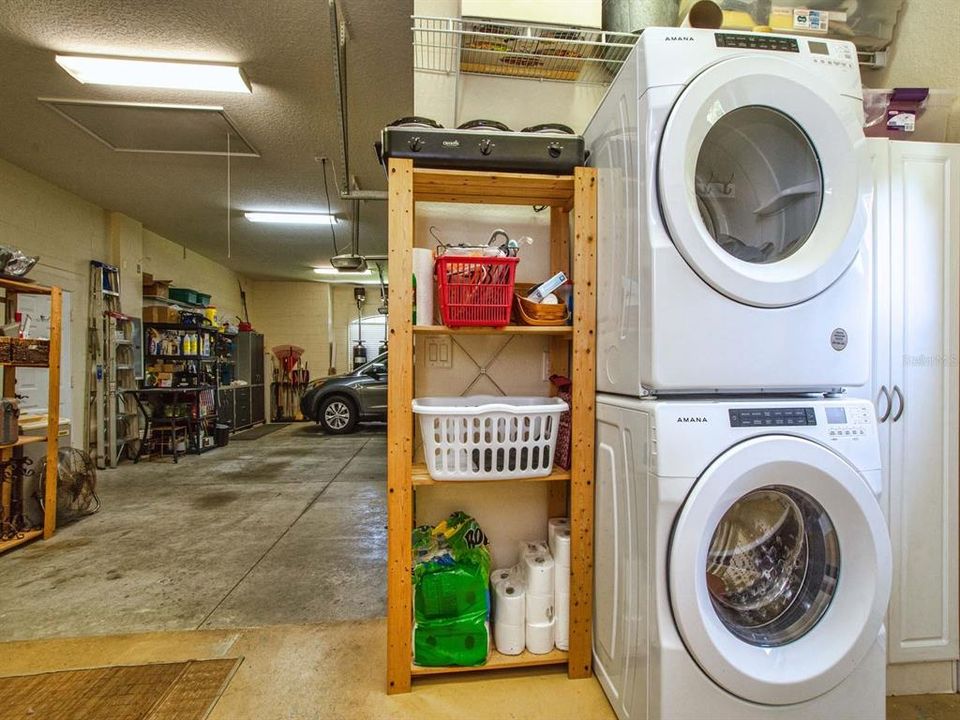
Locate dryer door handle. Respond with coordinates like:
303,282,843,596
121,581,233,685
877,385,892,423
891,384,905,423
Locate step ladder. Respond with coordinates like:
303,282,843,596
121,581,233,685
88,262,139,469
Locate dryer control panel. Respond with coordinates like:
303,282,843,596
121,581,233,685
824,403,872,440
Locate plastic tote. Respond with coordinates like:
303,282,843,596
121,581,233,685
413,396,568,480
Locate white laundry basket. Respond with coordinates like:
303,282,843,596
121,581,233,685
413,396,568,480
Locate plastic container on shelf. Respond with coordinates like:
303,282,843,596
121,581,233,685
863,89,956,142
413,395,568,481
435,255,519,328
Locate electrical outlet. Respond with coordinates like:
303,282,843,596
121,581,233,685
426,336,453,369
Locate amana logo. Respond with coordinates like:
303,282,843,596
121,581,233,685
665,36,695,41
677,416,708,423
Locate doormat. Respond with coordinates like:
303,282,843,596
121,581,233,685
0,657,242,720
232,423,290,441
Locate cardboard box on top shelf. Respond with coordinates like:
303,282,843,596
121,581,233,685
143,306,180,324
143,279,172,298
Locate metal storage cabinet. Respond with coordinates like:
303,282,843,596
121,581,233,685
233,332,265,430
218,388,235,427
234,386,252,430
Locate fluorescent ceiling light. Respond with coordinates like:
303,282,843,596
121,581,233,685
245,212,335,225
313,268,372,276
55,54,252,93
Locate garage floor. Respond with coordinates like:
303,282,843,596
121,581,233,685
0,424,386,641
0,424,955,718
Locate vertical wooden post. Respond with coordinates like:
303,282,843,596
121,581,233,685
386,159,415,694
568,167,597,679
43,287,62,538
549,206,571,519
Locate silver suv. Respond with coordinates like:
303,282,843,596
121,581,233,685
299,352,387,433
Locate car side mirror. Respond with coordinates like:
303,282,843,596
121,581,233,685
366,365,386,378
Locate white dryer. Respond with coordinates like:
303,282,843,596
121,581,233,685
594,395,891,720
584,28,872,395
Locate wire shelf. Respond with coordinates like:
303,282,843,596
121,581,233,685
413,16,637,85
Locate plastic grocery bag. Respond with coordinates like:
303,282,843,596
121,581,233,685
412,511,492,666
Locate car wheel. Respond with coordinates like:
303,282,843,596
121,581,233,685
317,395,358,434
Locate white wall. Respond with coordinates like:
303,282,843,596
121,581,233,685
861,0,960,143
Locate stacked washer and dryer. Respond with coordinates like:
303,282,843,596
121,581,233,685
584,28,893,720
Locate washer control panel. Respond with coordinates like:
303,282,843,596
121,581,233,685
729,407,816,427
825,404,872,440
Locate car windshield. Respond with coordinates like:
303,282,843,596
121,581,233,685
355,353,387,374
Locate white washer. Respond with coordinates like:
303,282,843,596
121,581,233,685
594,395,891,720
584,28,872,395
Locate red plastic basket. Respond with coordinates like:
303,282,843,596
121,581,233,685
435,255,519,327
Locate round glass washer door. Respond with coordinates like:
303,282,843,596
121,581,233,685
659,55,871,308
706,485,839,648
668,435,891,706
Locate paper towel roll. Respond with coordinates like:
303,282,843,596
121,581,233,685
553,527,571,568
555,564,570,597
494,580,526,627
526,620,556,655
548,517,569,557
519,539,549,558
495,621,525,656
526,592,554,625
555,591,570,651
490,567,516,588
523,552,555,597
413,248,435,326
679,0,724,28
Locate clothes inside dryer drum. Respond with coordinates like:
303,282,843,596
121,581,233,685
695,106,824,265
706,485,840,647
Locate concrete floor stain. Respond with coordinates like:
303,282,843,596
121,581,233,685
192,490,242,510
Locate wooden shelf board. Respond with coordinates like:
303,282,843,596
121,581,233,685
0,278,51,295
0,361,49,368
0,529,43,554
411,648,567,677
413,325,571,336
0,435,45,450
412,168,575,207
412,463,570,486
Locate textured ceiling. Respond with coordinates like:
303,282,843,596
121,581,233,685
0,0,413,279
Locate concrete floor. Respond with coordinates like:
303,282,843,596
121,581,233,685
0,423,387,641
0,423,956,718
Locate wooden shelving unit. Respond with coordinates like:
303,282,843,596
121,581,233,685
386,160,597,693
0,280,62,553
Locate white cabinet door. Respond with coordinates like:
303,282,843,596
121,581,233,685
886,141,960,665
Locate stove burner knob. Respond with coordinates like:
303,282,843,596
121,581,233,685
478,138,494,156
408,136,424,152
547,142,563,158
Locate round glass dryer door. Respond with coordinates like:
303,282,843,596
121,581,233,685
695,107,822,265
659,55,871,308
669,436,891,706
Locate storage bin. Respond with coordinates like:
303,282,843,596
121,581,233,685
435,255,519,327
413,395,568,480
169,287,200,305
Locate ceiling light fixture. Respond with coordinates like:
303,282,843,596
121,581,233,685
245,212,336,225
55,54,252,93
313,267,372,276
